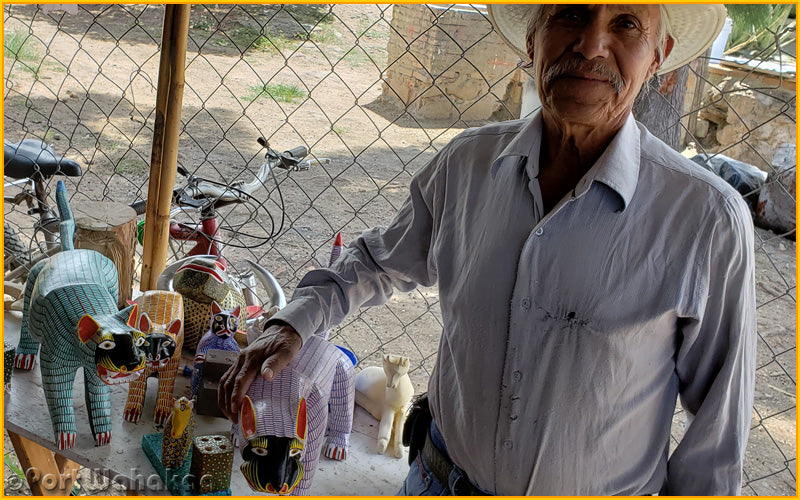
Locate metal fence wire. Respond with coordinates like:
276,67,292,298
3,4,796,495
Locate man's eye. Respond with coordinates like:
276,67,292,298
616,16,641,30
553,8,585,24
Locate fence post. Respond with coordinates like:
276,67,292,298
140,4,191,291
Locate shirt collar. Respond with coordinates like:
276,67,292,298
491,110,543,178
573,112,640,210
491,111,641,211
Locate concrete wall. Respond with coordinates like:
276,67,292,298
381,4,525,122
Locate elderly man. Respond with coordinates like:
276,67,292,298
220,4,755,496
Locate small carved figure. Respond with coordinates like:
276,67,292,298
123,290,184,424
173,257,247,351
191,301,241,397
355,354,414,458
162,397,195,469
14,181,146,449
233,334,355,495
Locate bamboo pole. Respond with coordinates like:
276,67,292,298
140,4,191,291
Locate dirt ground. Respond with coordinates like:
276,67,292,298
3,3,796,496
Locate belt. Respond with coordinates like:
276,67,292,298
421,429,487,496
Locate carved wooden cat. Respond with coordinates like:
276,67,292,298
15,181,146,449
123,290,184,424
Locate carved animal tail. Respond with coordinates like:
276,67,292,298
55,180,75,251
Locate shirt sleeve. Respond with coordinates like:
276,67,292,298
268,149,445,344
664,193,757,495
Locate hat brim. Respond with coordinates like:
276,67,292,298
487,4,727,75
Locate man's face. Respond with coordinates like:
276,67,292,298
530,4,664,127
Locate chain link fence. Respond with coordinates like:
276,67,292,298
3,4,795,495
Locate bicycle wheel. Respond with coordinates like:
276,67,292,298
4,222,30,274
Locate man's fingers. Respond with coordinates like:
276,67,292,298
261,347,294,381
230,369,258,425
218,354,245,420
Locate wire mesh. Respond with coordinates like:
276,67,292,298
3,4,796,495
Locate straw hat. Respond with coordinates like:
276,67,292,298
487,4,727,75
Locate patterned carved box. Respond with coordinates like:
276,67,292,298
190,434,234,495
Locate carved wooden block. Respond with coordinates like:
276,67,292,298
190,434,234,494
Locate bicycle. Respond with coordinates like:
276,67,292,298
132,136,329,324
4,138,82,309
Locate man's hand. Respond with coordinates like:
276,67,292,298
218,322,302,424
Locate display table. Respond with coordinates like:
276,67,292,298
3,311,409,495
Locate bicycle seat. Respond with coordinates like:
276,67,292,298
4,139,82,179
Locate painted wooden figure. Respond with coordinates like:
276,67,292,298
172,257,247,351
14,181,146,449
123,290,184,424
354,354,414,458
162,397,195,469
233,335,355,495
191,301,241,397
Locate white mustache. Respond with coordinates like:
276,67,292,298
543,58,625,94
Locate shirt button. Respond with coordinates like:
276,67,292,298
520,298,531,310
535,227,544,236
510,414,518,421
513,370,522,382
503,440,514,449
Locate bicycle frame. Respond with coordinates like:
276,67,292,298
168,212,223,261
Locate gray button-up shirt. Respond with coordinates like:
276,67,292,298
272,111,756,495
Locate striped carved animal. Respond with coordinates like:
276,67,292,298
233,334,355,495
14,181,146,449
123,290,184,424
162,397,195,469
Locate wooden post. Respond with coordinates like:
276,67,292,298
73,201,138,307
8,431,81,496
140,4,191,291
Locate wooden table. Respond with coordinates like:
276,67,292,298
3,311,409,495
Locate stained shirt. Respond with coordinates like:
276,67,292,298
271,111,756,495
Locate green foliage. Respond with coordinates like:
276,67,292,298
115,158,146,174
4,29,43,76
243,83,306,103
725,4,795,56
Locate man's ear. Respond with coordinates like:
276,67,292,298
526,35,535,62
652,35,675,75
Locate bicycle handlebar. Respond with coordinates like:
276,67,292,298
132,140,330,215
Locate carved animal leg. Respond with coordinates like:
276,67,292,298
323,357,355,461
39,353,78,450
388,410,406,459
190,361,203,397
124,371,149,423
154,358,179,425
376,407,395,455
293,391,327,496
15,260,46,370
84,368,113,446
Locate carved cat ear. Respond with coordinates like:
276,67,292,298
126,304,139,328
78,315,101,343
211,301,222,315
231,305,241,318
241,396,257,439
166,319,182,335
138,312,152,333
295,397,307,443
